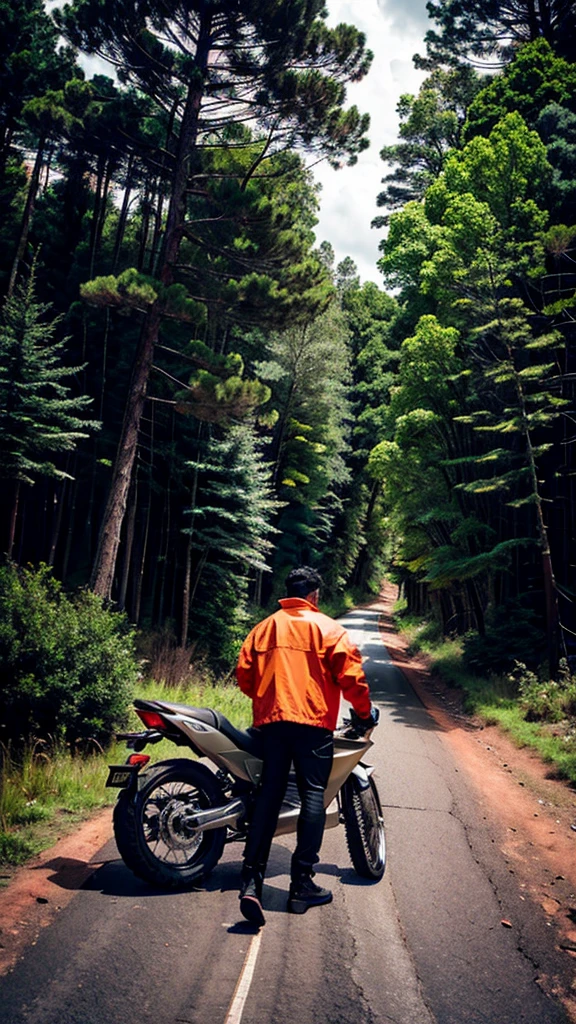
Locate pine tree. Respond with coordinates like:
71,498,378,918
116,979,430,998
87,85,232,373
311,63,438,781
373,66,482,224
57,0,372,600
453,260,569,674
183,422,280,661
416,0,576,70
0,267,99,556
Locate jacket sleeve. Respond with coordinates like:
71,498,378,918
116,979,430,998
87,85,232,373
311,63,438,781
328,632,371,717
236,633,256,697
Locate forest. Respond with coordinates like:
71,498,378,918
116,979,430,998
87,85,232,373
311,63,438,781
1,0,575,719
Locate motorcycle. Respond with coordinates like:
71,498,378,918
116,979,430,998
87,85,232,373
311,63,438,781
106,697,385,889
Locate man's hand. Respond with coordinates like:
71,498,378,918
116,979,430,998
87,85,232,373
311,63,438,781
350,707,379,734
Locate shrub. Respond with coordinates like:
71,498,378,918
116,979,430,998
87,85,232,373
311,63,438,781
462,599,545,674
0,563,138,746
512,659,576,723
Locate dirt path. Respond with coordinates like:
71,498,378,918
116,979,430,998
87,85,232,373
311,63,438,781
2,586,575,995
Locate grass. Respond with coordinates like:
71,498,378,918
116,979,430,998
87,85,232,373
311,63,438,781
393,605,576,786
0,674,252,873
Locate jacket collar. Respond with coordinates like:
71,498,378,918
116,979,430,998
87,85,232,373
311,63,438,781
278,597,319,611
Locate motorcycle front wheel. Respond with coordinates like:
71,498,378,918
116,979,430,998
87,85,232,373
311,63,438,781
113,759,227,888
342,773,386,880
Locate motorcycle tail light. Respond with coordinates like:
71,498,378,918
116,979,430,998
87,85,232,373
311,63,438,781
127,753,150,767
136,710,168,730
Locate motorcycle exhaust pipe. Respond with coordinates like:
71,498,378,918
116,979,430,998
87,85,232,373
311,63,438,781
183,797,245,832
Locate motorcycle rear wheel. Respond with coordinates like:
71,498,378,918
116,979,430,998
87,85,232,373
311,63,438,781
342,774,386,880
113,759,227,888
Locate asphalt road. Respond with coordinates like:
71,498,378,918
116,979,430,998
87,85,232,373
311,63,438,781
0,606,570,1024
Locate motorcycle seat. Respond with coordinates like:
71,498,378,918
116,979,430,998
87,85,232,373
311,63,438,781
134,699,263,757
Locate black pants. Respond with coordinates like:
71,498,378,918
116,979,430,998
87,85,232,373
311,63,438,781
243,721,334,882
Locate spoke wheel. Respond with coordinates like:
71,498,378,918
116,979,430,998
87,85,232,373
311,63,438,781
114,759,226,888
342,774,386,880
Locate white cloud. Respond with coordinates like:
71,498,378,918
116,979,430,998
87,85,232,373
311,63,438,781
311,0,428,284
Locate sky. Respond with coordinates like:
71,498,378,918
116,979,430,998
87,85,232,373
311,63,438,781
312,0,430,284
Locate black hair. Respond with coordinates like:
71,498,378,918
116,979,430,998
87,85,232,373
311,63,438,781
285,565,323,598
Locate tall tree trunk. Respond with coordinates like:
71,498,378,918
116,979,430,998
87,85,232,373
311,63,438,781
156,434,173,624
132,479,151,624
7,480,21,558
98,309,111,420
47,479,66,567
133,402,155,622
112,152,135,272
465,578,485,636
150,96,180,276
90,17,212,600
514,371,565,676
89,153,112,279
61,470,78,583
189,548,208,608
351,479,380,588
118,470,138,612
180,460,200,647
180,531,194,648
42,143,54,193
8,137,45,296
151,185,165,275
89,300,162,598
137,182,152,272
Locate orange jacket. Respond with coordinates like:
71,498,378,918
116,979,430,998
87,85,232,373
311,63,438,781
236,598,371,730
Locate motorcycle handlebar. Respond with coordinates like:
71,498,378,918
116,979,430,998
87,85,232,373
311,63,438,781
341,707,379,738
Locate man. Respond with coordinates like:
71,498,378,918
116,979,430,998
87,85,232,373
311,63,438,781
236,565,377,926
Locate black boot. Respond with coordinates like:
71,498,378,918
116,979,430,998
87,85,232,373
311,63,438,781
239,866,265,927
288,875,332,915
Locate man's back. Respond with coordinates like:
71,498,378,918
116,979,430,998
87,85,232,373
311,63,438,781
237,597,370,729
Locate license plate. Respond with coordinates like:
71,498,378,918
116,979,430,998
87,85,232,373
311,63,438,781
106,765,140,788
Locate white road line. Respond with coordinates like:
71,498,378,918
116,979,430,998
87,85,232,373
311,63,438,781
224,930,263,1024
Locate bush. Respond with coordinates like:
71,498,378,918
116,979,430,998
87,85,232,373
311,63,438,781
512,660,576,723
0,563,138,746
462,599,545,674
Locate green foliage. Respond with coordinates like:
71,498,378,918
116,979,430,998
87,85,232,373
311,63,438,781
394,609,576,784
513,660,576,723
375,87,573,664
374,66,483,221
176,369,271,425
0,563,138,745
463,601,545,673
0,0,80,153
416,0,576,70
464,40,576,141
263,300,354,572
0,0,573,694
189,577,255,672
424,112,552,239
537,104,576,221
57,0,372,165
184,422,281,665
81,268,159,313
0,830,39,866
187,423,280,573
0,270,99,487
